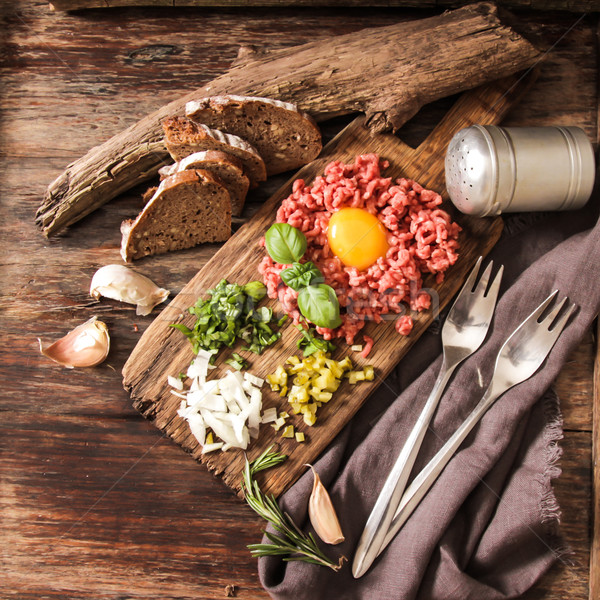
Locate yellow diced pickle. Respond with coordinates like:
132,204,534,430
303,412,317,426
294,372,310,386
290,386,309,403
313,372,335,391
325,360,344,378
281,425,295,438
295,432,305,443
272,416,286,431
267,349,371,427
338,357,353,371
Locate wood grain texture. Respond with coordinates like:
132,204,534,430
35,2,541,236
1,3,598,599
48,0,600,12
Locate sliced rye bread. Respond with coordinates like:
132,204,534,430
158,150,249,216
185,95,322,176
162,116,266,186
120,169,231,262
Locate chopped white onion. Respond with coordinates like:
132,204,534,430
261,407,278,423
167,375,184,391
202,442,224,454
168,366,268,452
187,413,206,446
244,372,264,387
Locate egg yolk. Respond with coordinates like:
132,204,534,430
327,208,389,271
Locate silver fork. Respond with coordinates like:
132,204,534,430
352,257,503,579
375,290,577,556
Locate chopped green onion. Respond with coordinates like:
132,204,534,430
171,279,284,359
225,352,248,371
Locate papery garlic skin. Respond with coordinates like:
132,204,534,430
39,316,110,368
307,465,345,545
90,264,169,316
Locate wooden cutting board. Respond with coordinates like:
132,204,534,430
122,74,532,498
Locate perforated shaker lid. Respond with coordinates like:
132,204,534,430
444,125,506,217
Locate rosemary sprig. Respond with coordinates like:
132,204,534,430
242,446,343,571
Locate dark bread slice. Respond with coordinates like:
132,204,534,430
185,95,322,176
120,169,231,262
162,116,266,185
158,150,249,216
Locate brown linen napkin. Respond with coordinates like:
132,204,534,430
259,181,600,600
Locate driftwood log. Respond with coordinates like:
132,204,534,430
36,2,540,237
48,1,600,12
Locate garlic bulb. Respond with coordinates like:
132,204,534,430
39,316,110,368
90,264,169,316
307,465,345,545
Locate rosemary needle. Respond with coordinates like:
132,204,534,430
242,446,344,571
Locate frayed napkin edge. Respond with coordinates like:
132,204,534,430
539,387,574,566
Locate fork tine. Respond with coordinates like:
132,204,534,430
485,264,503,301
547,301,577,337
540,296,568,328
462,256,483,294
474,259,494,295
527,290,559,323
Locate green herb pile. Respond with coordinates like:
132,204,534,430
243,446,344,570
171,279,286,361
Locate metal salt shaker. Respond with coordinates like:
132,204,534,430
445,125,595,217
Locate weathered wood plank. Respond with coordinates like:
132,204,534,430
555,329,595,430
519,431,593,600
0,411,268,600
48,0,600,13
1,411,591,599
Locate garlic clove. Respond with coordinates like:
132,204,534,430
90,264,169,316
307,465,345,545
39,316,110,368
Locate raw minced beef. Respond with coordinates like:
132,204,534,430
259,154,461,345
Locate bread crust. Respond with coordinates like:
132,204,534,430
162,116,266,185
185,95,322,176
158,150,249,216
120,169,231,262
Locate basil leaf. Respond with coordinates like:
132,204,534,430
280,261,323,291
265,223,307,265
297,284,342,329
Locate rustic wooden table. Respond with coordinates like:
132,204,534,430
1,3,598,599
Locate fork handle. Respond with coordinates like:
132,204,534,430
379,380,506,553
352,358,456,578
